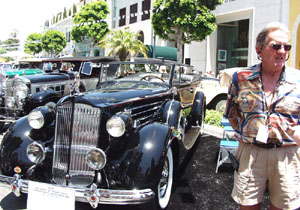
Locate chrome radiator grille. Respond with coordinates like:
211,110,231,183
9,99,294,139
4,79,14,98
52,101,101,187
4,79,23,113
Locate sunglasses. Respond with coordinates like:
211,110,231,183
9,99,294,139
269,44,292,51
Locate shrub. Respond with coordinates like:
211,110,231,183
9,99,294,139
204,109,223,127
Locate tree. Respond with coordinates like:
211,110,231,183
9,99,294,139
152,0,223,62
41,30,67,57
99,29,148,61
71,1,109,56
24,33,43,55
2,38,20,52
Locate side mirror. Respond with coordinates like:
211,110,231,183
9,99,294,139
81,62,92,75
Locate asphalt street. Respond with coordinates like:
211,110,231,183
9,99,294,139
0,124,273,210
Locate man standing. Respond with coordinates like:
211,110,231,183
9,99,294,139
224,22,300,210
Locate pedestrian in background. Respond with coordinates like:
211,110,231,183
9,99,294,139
224,21,300,210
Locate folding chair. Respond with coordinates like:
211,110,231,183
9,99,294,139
221,118,234,138
215,118,238,173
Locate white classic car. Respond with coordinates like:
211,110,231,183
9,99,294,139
197,68,238,112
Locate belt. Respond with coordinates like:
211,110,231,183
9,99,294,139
252,143,282,149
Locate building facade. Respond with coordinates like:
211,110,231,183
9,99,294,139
48,0,300,74
189,0,300,75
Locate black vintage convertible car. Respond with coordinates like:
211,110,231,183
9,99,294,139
0,58,206,209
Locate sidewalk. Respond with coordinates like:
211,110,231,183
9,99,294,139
203,124,224,138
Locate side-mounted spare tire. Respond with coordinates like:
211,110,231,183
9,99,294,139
189,91,206,127
161,100,181,127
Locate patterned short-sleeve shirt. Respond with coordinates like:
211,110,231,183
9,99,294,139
224,64,300,145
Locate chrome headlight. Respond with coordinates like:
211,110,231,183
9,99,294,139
106,116,125,137
15,80,28,99
26,142,45,164
6,96,15,108
86,148,106,170
28,110,44,129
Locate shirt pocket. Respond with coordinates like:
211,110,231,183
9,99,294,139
274,95,300,118
237,89,263,113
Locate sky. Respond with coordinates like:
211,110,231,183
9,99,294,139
0,0,77,45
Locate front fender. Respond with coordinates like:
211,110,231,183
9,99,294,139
107,123,174,190
0,116,54,176
24,90,60,113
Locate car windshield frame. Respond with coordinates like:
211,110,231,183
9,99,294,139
99,58,194,89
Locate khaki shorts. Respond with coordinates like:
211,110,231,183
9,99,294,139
231,142,300,210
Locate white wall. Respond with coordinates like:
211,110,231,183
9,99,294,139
110,0,175,51
186,0,288,75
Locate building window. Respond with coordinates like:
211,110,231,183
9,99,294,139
66,32,71,42
142,0,150,21
216,19,249,73
138,31,144,43
130,3,138,24
119,7,126,27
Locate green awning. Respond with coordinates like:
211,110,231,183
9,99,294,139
146,45,177,61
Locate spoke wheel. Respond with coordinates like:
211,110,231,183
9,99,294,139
157,147,173,209
210,95,227,112
215,99,227,113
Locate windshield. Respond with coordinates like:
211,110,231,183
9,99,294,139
98,63,173,89
42,61,78,72
97,61,199,90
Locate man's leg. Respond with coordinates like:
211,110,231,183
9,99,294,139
269,202,281,210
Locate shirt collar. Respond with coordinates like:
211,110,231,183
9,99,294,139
247,63,287,82
247,64,261,81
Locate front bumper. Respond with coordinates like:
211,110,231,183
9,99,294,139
0,174,155,208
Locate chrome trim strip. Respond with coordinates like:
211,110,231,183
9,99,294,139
0,174,154,208
0,118,17,122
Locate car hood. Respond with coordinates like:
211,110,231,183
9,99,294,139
74,85,169,106
22,72,75,83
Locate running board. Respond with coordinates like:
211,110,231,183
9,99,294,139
183,126,202,149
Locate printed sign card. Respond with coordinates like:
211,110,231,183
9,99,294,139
27,181,75,210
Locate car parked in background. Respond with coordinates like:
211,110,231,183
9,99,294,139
197,68,237,112
7,58,43,78
0,56,115,128
0,58,206,210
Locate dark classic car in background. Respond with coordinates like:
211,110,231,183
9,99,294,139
0,56,115,128
0,58,206,209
